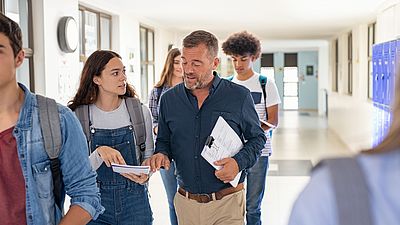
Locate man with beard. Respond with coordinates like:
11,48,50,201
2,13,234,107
146,30,266,225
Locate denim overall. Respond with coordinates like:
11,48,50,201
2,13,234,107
88,125,153,225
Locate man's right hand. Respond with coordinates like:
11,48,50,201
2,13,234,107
144,153,170,172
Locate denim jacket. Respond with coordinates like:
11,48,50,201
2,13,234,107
14,84,104,225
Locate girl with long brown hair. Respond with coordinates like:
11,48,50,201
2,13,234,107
69,50,154,225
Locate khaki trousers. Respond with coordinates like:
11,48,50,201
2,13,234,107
174,189,245,225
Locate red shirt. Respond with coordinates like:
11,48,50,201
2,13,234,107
0,127,27,225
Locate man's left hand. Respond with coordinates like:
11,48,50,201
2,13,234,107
214,158,239,183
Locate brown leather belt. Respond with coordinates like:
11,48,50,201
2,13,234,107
178,183,244,203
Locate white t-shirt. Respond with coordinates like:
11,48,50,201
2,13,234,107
231,73,281,156
86,99,154,170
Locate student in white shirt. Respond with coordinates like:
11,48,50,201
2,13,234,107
222,31,281,225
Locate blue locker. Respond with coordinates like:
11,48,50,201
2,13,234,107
382,105,390,139
376,44,383,103
372,103,380,147
371,41,398,146
382,42,390,105
372,44,379,103
387,41,397,106
371,40,399,147
378,44,383,103
396,39,400,99
377,104,384,145
387,41,396,106
372,45,378,103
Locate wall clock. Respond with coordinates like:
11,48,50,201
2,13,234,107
57,16,78,53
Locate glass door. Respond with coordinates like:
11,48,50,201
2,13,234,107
283,67,299,110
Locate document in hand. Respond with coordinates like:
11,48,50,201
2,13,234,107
111,163,150,175
201,116,243,187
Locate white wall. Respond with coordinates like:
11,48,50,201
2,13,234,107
114,14,179,99
318,44,330,115
32,0,80,104
32,0,180,103
328,24,374,152
376,0,400,43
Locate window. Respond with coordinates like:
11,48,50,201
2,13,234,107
333,39,338,92
348,32,353,95
283,53,298,110
367,23,376,99
2,0,34,91
261,53,275,82
78,6,111,63
140,26,155,102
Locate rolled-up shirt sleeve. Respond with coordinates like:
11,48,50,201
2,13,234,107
59,108,104,219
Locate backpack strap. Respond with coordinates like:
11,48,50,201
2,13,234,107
316,157,373,225
155,87,163,105
74,105,91,144
125,98,146,153
36,95,63,210
259,74,268,120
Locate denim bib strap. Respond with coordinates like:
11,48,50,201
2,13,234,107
90,125,138,185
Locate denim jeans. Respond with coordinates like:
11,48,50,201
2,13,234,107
246,156,269,225
160,161,178,225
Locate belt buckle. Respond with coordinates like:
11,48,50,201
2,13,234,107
197,193,213,203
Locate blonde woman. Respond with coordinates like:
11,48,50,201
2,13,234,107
148,48,182,225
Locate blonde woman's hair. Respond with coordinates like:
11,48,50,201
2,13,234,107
155,48,181,88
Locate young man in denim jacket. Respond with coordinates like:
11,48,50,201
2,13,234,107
0,13,104,224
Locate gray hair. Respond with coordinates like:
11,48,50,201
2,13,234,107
183,30,218,58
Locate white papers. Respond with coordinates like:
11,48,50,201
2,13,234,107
111,163,150,175
201,116,243,187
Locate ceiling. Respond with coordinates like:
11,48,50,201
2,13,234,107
84,0,387,40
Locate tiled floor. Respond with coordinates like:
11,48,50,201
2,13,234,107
268,160,313,176
149,110,352,225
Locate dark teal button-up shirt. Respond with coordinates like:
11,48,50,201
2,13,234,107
155,73,266,194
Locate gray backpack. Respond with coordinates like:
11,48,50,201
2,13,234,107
36,95,63,211
36,96,147,212
316,157,373,225
74,98,147,163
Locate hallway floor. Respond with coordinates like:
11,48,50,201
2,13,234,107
149,110,352,225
